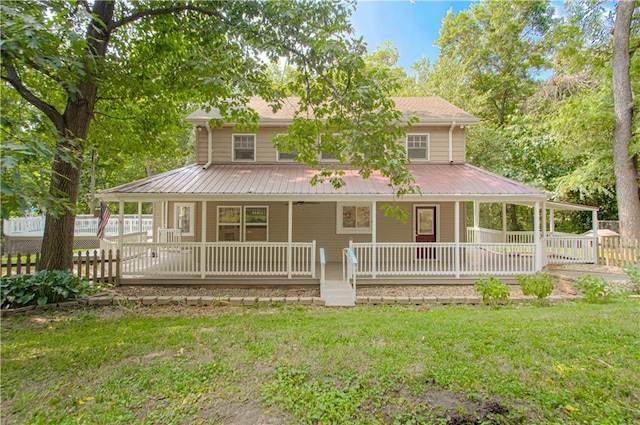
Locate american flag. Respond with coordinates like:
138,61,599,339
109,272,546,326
96,201,112,239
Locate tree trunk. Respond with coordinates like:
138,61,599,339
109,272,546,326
612,0,640,246
38,0,115,271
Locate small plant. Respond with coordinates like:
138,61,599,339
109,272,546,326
473,276,510,306
517,272,554,302
573,274,621,303
623,262,640,294
1,270,97,309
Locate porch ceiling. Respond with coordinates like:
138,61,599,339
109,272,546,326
98,163,547,202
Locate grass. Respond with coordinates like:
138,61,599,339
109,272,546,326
1,301,639,424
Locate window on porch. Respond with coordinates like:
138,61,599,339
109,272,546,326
337,203,371,234
174,203,194,236
217,206,268,241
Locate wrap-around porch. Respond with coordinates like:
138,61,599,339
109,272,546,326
101,199,598,282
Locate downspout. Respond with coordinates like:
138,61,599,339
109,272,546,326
203,123,213,170
448,121,456,164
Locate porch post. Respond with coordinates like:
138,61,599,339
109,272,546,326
592,210,599,264
201,200,207,278
549,209,555,234
118,200,124,252
137,201,142,234
502,202,507,243
541,201,548,267
534,201,541,271
371,201,377,279
473,201,480,242
287,201,292,279
455,201,460,278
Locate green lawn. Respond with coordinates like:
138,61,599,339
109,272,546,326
1,301,639,424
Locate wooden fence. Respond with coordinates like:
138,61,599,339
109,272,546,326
1,250,121,284
598,238,640,267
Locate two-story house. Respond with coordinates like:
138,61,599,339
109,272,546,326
98,97,598,282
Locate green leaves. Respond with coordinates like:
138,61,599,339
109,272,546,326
0,269,97,309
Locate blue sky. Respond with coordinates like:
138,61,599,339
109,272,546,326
350,0,569,74
350,0,473,73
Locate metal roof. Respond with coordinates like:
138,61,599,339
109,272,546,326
99,163,547,202
186,96,480,126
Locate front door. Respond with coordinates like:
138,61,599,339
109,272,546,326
415,206,436,259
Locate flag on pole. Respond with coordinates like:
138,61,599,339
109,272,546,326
97,201,112,239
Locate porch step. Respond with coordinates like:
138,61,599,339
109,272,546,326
322,280,355,307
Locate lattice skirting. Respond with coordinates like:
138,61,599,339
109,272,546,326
3,236,101,255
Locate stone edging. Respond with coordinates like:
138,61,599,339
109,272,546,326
2,294,638,317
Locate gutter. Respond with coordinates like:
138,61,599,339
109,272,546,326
448,121,456,164
203,122,213,170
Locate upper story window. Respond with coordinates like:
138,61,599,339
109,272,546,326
406,134,430,160
233,134,256,161
277,149,298,162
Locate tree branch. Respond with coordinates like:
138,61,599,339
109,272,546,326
2,63,65,132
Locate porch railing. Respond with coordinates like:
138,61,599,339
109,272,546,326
3,215,153,236
351,242,536,276
546,236,594,264
119,241,316,277
466,227,534,244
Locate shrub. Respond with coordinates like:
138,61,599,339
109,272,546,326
1,270,97,309
623,263,640,294
573,275,621,303
473,276,510,305
516,272,555,302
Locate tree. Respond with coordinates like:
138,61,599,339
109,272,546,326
612,0,640,245
1,0,415,271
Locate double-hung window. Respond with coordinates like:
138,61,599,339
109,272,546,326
406,134,429,160
233,134,256,161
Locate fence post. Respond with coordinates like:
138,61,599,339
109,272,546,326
76,251,83,279
100,250,106,283
84,250,90,280
92,250,98,282
116,249,121,285
107,250,114,283
16,254,22,276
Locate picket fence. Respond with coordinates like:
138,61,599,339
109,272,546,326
1,250,121,284
598,238,640,267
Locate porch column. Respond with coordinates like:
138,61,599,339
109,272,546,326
137,201,142,234
118,200,124,252
549,209,555,233
533,201,541,271
592,210,599,264
371,201,377,279
455,201,460,278
473,201,480,242
502,202,507,243
201,200,207,278
287,201,292,279
541,201,548,267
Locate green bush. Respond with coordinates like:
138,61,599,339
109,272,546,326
516,272,555,302
473,276,510,305
573,275,621,303
623,263,640,294
1,270,97,309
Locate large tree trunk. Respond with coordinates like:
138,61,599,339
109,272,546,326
612,0,640,246
38,0,115,271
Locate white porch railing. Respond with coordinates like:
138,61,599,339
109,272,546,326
352,242,537,276
466,227,534,244
100,232,150,260
119,241,316,277
157,228,182,243
546,236,594,263
3,215,153,236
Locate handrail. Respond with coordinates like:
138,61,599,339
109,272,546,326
319,248,326,296
342,247,358,302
